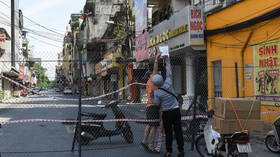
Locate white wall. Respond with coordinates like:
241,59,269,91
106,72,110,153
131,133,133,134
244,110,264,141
0,41,12,73
0,0,12,71
182,55,195,110
172,0,190,13
0,0,11,36
172,65,182,94
0,0,23,71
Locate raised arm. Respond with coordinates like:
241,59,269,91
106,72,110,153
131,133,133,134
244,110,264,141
152,53,160,75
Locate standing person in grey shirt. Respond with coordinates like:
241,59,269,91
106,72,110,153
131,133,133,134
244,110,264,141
152,55,184,157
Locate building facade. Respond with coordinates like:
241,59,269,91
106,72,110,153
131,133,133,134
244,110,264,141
0,0,27,98
142,0,206,109
206,0,280,124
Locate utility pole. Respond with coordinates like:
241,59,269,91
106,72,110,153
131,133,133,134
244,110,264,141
11,0,15,67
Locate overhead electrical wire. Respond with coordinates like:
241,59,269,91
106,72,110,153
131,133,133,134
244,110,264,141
0,0,64,36
28,35,63,49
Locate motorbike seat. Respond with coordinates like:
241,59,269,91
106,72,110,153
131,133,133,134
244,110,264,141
223,132,248,140
81,112,107,119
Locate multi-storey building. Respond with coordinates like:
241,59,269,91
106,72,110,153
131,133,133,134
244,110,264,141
0,0,26,98
206,0,280,124
141,0,205,109
77,0,126,98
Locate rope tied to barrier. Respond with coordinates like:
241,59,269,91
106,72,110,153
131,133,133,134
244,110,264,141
229,100,246,131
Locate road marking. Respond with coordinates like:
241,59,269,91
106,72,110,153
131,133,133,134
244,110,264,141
64,125,75,133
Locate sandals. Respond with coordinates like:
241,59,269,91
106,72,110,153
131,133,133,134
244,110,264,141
164,152,172,157
141,142,160,153
140,142,149,150
148,148,160,154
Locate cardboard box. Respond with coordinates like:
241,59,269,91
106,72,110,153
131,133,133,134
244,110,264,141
213,98,261,119
212,116,264,134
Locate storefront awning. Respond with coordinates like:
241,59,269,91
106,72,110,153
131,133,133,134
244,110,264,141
2,67,20,78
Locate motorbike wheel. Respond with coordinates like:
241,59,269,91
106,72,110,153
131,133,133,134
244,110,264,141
77,137,91,145
237,153,248,157
265,135,280,153
195,135,210,157
122,124,134,144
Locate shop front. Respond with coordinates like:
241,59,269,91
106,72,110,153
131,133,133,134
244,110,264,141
94,46,125,100
147,6,205,110
206,0,280,124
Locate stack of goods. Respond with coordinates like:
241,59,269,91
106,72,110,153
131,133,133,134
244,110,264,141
212,98,264,134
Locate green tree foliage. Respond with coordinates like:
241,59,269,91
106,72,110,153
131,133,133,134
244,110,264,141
0,88,6,100
33,63,50,89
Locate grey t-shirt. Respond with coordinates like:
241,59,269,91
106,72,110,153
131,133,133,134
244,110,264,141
153,59,179,111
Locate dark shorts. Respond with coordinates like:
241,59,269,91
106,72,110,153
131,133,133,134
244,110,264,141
146,105,160,126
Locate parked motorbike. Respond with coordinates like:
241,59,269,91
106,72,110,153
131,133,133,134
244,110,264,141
195,110,252,157
77,100,134,145
265,117,280,153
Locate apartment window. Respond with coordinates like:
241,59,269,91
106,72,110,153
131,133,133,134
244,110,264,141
213,61,222,97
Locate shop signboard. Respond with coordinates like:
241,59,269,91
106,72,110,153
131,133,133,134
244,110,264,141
147,6,205,58
95,47,123,75
94,64,101,74
254,39,280,106
104,47,123,69
94,61,106,74
135,0,148,62
189,6,204,46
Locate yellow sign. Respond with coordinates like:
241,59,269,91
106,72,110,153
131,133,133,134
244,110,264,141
148,25,188,47
254,39,280,105
103,46,123,69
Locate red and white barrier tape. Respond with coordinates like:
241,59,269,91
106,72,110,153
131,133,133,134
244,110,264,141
0,74,40,95
2,75,280,116
82,82,147,101
0,76,148,101
0,115,208,125
261,111,280,115
0,112,279,125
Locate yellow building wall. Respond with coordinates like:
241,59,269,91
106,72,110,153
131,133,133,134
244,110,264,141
207,0,280,30
206,0,280,124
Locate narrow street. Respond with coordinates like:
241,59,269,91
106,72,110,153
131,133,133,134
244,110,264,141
0,90,276,157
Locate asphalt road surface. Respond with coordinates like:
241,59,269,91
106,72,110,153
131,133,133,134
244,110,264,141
0,90,277,157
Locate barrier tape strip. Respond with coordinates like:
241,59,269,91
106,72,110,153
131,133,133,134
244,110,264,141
261,111,280,114
81,82,147,101
0,78,194,102
0,112,278,125
0,74,40,95
0,115,208,125
2,74,280,116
